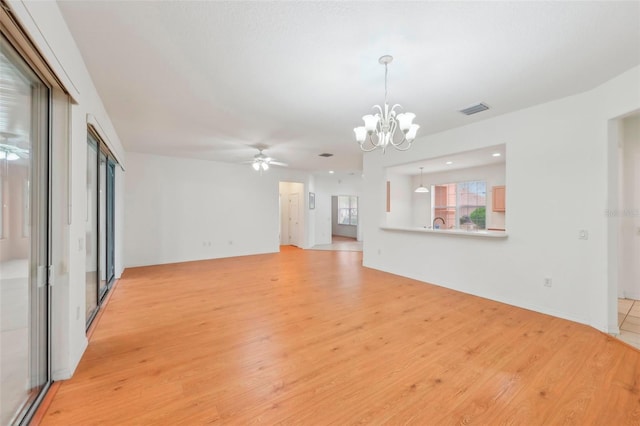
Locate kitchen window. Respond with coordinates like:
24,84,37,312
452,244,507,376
433,180,486,229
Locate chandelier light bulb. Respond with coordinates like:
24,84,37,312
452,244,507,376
0,151,19,160
362,115,379,132
396,113,415,132
406,124,420,141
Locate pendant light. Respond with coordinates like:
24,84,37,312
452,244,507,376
415,167,429,193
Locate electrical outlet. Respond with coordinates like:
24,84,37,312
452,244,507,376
544,278,552,287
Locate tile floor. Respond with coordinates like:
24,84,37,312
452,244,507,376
310,236,363,252
617,298,640,349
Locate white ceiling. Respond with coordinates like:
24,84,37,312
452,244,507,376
389,144,505,176
57,1,640,173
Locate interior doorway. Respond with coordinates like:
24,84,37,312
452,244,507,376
609,111,640,339
279,182,304,248
331,195,358,243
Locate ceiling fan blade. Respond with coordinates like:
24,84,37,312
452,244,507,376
0,143,30,159
270,161,288,167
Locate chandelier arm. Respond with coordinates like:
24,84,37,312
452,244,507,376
389,135,409,147
388,126,411,148
390,139,413,151
358,134,381,152
389,118,397,138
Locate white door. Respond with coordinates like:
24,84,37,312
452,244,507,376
288,193,300,246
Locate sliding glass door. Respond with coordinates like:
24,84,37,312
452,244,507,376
86,131,117,327
86,137,99,324
106,159,116,286
0,36,50,425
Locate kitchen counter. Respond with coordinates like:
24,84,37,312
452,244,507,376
380,226,508,239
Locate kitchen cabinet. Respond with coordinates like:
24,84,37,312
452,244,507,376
492,186,505,212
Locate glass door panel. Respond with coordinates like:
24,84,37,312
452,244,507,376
0,36,49,425
106,160,115,285
86,138,99,324
98,150,107,300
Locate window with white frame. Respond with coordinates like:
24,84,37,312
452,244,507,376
338,195,358,225
432,180,486,229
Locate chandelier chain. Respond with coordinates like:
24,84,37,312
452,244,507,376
384,63,388,106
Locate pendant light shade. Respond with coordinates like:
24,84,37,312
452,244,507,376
415,167,429,193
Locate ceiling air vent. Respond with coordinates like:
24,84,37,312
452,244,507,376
319,153,333,157
459,103,490,116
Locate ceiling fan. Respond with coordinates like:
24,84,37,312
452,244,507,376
244,149,287,172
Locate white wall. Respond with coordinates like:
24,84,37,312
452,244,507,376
313,174,364,245
125,153,314,267
620,115,640,298
409,163,506,229
8,1,126,379
363,66,640,334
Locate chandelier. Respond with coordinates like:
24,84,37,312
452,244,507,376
354,55,419,153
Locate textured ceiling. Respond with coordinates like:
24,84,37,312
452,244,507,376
57,1,640,173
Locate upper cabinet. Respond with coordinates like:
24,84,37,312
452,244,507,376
492,186,506,212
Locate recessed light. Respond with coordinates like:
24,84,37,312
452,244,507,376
445,161,453,165
329,170,334,174
492,153,501,157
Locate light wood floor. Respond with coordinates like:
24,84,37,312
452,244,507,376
40,247,640,425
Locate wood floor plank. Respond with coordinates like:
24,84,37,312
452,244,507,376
39,247,640,425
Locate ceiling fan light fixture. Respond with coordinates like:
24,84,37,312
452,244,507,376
252,162,260,171
0,151,19,161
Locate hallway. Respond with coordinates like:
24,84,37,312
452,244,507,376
618,298,640,349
